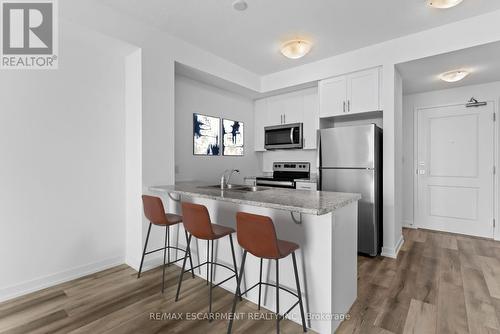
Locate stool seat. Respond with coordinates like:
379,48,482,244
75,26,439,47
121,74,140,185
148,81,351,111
163,213,182,225
210,224,235,240
276,239,299,259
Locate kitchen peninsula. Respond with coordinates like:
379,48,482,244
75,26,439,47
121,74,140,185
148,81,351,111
150,182,361,334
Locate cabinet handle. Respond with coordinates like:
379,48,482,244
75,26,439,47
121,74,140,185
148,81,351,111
280,115,283,124
284,114,286,124
343,101,346,113
348,100,350,112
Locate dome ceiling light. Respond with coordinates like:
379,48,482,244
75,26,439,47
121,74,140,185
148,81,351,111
439,69,470,82
280,39,312,59
428,0,463,9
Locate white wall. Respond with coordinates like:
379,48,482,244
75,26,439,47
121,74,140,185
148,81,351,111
175,75,260,184
0,22,134,301
402,81,500,235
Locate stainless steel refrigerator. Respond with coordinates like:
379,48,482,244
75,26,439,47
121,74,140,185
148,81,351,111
319,124,382,256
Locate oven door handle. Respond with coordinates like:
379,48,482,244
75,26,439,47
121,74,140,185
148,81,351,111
256,180,295,187
290,128,294,144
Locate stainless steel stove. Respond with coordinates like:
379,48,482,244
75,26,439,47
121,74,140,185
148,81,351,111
256,162,310,189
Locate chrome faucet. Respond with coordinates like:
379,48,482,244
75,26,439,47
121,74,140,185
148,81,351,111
226,169,240,187
220,169,240,189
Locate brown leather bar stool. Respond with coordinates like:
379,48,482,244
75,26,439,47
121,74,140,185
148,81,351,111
227,212,307,334
139,195,194,293
175,202,241,320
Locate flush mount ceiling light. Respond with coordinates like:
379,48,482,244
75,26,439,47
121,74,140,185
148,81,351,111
427,0,463,8
280,39,312,59
232,0,248,11
439,69,470,82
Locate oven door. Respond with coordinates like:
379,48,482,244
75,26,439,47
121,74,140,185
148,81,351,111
264,123,303,150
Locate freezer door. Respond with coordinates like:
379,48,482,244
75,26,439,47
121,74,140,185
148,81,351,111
321,168,379,255
320,125,375,168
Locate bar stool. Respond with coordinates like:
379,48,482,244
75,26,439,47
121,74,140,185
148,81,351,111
139,195,194,293
227,212,307,334
175,202,241,320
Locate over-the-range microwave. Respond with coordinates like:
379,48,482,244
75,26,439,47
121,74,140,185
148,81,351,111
264,123,303,150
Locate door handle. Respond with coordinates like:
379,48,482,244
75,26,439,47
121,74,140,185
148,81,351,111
280,115,283,124
284,114,286,124
348,100,350,112
343,101,346,112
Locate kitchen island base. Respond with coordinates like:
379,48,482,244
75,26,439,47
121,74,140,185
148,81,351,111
158,194,358,334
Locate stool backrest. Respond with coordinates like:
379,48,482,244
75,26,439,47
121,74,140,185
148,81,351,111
181,202,214,239
142,195,168,225
236,212,280,259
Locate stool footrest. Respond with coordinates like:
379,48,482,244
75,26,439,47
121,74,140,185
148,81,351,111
240,281,299,299
145,245,188,256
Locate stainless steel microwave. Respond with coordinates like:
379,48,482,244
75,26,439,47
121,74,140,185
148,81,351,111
264,123,303,150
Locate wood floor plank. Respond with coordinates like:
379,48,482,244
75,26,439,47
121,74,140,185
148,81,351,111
402,299,437,334
437,280,469,334
479,256,500,299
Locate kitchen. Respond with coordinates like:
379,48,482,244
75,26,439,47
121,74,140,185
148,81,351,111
2,1,500,334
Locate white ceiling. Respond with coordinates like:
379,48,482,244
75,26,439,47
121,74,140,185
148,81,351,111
98,0,500,75
397,41,500,94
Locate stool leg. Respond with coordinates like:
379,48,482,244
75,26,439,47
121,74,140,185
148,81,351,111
258,258,263,310
206,240,210,286
276,259,279,334
137,222,152,279
227,250,247,334
209,240,215,321
292,252,307,332
185,230,195,279
161,225,168,293
229,234,242,301
175,233,192,302
167,225,170,266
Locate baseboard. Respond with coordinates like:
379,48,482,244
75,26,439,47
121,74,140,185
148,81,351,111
402,220,416,228
0,255,124,303
381,235,405,259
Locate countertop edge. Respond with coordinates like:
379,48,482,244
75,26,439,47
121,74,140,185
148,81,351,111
149,185,360,215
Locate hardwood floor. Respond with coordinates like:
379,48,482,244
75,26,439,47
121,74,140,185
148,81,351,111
337,228,500,334
1,228,500,334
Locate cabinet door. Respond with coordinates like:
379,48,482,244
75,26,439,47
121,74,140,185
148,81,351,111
266,95,286,125
282,92,304,124
254,98,267,151
347,68,380,114
302,88,319,149
319,76,347,118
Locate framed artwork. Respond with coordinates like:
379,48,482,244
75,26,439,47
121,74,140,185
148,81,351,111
193,113,220,156
222,118,244,156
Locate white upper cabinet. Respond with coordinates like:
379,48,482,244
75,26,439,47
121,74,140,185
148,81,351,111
253,87,319,151
302,88,319,150
319,75,347,118
254,98,267,151
319,67,381,118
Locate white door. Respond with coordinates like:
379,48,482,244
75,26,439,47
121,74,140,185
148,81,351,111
416,103,495,238
347,68,380,114
319,75,347,118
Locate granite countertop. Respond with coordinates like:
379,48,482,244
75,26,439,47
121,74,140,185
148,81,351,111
150,181,360,215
